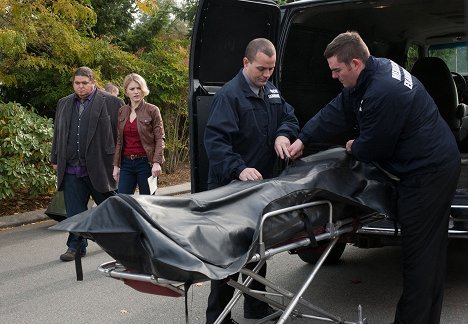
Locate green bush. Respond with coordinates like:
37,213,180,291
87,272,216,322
141,35,190,174
0,102,56,200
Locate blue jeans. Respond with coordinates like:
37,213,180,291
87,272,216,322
118,156,151,194
62,173,115,253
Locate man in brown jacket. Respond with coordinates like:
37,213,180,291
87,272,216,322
51,66,124,261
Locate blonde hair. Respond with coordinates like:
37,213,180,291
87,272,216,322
123,73,150,97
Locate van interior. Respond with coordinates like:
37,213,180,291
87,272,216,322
189,0,466,192
280,0,466,147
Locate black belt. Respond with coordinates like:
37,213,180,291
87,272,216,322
124,154,146,160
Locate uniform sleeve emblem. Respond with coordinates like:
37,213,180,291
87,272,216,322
391,60,413,89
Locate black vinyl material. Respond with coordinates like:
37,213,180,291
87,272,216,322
50,148,396,282
45,191,67,222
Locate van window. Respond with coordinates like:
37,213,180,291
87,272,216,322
429,43,468,76
406,44,420,72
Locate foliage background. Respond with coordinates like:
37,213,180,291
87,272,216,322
0,0,197,200
0,103,55,200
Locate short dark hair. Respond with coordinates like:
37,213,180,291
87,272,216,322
324,31,370,65
104,83,118,92
245,38,276,62
74,66,95,81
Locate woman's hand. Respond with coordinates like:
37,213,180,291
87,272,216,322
113,166,120,182
151,162,162,178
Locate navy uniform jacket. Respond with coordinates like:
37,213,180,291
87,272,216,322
298,56,459,178
204,70,299,186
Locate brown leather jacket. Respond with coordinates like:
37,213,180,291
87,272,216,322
113,100,165,167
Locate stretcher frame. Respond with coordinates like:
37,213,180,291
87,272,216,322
98,200,377,324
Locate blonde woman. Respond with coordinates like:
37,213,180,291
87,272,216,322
112,73,165,194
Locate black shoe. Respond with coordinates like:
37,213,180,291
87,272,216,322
225,319,239,324
215,319,238,324
59,249,86,262
244,305,277,320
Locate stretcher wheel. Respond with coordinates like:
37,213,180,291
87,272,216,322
297,241,346,264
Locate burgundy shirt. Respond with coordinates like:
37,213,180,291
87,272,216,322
122,118,146,157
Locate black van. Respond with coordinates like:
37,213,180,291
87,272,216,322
188,0,467,259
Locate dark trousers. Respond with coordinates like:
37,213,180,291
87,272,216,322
205,182,271,324
62,173,115,253
206,262,269,324
118,156,151,194
394,163,460,324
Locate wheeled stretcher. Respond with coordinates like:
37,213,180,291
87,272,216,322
51,148,397,323
97,200,379,324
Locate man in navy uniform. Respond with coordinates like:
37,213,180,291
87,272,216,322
204,38,299,323
289,31,460,324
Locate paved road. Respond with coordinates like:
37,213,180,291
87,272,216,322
1,220,468,323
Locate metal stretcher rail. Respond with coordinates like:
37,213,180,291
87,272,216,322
216,199,369,324
98,261,187,297
358,204,468,238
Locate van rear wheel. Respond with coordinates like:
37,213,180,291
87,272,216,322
297,241,346,265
